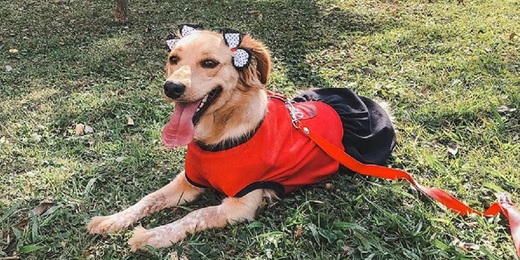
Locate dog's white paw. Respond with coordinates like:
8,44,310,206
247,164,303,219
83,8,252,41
128,226,183,251
87,215,129,234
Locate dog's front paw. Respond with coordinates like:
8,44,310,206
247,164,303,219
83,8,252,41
128,226,183,251
87,215,129,234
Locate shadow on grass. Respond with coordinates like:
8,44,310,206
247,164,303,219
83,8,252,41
2,0,389,131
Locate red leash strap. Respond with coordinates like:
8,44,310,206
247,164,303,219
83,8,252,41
295,122,520,256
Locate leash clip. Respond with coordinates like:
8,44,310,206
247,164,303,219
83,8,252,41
285,101,301,129
285,101,310,134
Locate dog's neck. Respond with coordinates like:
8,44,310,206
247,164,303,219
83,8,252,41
194,87,268,148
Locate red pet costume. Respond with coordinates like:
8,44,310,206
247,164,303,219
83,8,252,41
161,25,396,198
183,88,396,197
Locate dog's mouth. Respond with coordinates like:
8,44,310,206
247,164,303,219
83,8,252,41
162,87,222,147
192,87,222,125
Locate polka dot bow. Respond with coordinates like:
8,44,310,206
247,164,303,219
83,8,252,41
165,25,251,70
223,29,252,70
165,24,203,51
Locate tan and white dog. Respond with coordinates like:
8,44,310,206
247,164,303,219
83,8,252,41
87,24,396,251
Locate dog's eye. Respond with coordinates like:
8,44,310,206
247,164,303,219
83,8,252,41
169,55,179,65
201,59,219,69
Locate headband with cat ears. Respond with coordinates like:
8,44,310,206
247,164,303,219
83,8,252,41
222,29,252,70
165,24,252,70
165,23,203,50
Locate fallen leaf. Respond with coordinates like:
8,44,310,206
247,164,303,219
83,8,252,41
0,136,7,144
361,67,375,75
169,251,189,260
451,79,462,86
84,124,94,134
496,105,516,113
451,238,480,251
459,242,480,251
5,230,18,255
16,217,30,228
467,222,479,228
9,48,19,54
75,123,85,135
447,143,459,156
497,105,509,113
127,117,135,126
31,133,42,142
510,32,517,41
5,65,13,72
84,177,97,195
170,251,180,260
342,245,355,255
294,225,303,240
325,183,334,190
32,202,56,216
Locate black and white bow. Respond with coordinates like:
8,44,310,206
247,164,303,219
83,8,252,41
166,25,252,70
165,24,203,51
222,29,251,69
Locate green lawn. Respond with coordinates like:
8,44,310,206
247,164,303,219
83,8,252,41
1,0,519,259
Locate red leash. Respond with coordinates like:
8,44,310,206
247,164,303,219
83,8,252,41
293,120,520,256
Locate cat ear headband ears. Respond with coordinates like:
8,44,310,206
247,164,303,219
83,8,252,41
165,23,202,50
166,24,252,70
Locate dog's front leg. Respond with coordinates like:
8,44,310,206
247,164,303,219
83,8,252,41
87,171,203,234
127,189,264,251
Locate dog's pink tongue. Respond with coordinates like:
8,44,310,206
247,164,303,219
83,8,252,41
162,102,199,147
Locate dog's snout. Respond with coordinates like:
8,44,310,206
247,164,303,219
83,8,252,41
164,81,186,99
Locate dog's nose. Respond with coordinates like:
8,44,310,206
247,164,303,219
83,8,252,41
164,81,186,99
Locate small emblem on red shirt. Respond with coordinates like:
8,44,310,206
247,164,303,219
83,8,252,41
293,103,317,120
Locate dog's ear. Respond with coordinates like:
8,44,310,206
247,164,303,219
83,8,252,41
240,34,271,85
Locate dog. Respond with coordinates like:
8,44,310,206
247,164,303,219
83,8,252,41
87,24,396,251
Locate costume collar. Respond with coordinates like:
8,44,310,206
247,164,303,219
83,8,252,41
195,94,287,151
196,120,263,152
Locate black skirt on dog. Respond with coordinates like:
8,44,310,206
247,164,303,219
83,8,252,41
292,88,396,166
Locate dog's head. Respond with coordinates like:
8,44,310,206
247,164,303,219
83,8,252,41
161,25,271,147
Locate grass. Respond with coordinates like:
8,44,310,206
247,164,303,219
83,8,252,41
0,0,519,259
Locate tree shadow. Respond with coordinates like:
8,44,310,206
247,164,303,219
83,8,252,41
145,0,394,92
1,0,394,126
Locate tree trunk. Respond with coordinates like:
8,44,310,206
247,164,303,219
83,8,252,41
114,0,128,23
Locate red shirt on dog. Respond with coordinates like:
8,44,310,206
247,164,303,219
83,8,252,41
185,97,344,197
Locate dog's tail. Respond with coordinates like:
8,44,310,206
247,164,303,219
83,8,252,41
378,102,393,121
378,101,397,134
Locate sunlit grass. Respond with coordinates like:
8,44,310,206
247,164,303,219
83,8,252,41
1,0,519,259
